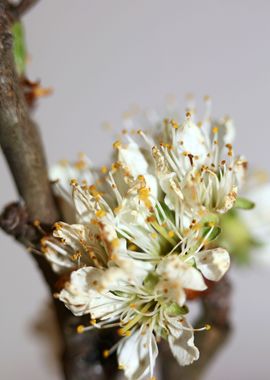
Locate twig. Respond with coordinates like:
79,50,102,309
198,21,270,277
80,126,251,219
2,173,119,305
7,0,39,20
0,4,118,379
160,277,232,380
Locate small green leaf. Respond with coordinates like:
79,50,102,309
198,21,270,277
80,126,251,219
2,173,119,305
234,197,255,210
202,226,221,241
12,21,27,76
144,272,159,290
166,302,189,316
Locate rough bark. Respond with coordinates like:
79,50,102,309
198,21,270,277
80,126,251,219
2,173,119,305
0,3,117,379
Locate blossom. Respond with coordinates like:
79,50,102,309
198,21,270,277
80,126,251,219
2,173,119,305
42,100,245,380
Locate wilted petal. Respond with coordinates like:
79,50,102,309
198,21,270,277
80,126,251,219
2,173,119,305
59,267,100,316
195,247,230,281
168,319,199,366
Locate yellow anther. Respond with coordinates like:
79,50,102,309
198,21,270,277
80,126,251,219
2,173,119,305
205,324,211,331
74,160,87,170
146,216,156,223
118,364,125,370
129,303,137,309
77,325,85,334
113,140,122,149
114,205,122,214
70,179,78,186
212,126,219,134
90,319,96,325
185,111,192,119
101,166,108,174
138,174,145,182
128,244,137,251
95,209,106,218
171,119,179,129
168,230,175,238
103,350,110,358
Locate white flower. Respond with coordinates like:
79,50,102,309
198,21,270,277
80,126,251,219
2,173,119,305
49,154,97,222
43,100,245,380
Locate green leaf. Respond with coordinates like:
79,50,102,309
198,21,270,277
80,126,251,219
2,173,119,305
144,272,159,290
12,21,27,76
166,303,189,317
202,225,221,241
234,197,255,210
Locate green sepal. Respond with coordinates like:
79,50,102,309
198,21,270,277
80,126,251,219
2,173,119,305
234,197,255,210
202,225,221,241
144,272,159,290
166,302,189,317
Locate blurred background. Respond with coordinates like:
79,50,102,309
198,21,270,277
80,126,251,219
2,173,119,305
0,0,270,379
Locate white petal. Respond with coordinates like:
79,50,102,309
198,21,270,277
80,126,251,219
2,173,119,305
155,278,186,306
59,267,100,316
195,247,230,281
59,267,125,319
157,255,207,291
118,141,149,177
168,320,199,366
117,329,158,380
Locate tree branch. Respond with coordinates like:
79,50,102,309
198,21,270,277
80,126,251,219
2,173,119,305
7,0,39,20
0,1,58,225
0,4,118,379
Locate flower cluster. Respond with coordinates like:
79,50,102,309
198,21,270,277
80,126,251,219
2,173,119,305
42,101,248,380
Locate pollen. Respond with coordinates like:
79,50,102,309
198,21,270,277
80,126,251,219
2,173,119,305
101,166,108,174
205,324,211,331
90,319,97,325
128,244,137,251
77,325,85,334
212,126,219,134
70,179,78,186
113,140,122,149
168,230,175,238
114,205,122,214
170,119,179,129
95,209,106,218
74,160,87,170
103,350,110,358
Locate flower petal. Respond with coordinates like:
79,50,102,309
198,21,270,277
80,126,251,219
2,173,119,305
117,329,158,380
195,247,230,281
168,319,199,366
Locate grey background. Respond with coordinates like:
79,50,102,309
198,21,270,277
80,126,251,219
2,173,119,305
0,1,270,379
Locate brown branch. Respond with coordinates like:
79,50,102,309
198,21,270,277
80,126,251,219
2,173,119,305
0,1,58,225
0,4,118,379
7,0,39,20
160,277,232,380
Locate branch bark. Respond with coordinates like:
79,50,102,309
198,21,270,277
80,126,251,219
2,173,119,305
0,4,118,379
6,0,39,20
0,2,58,224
